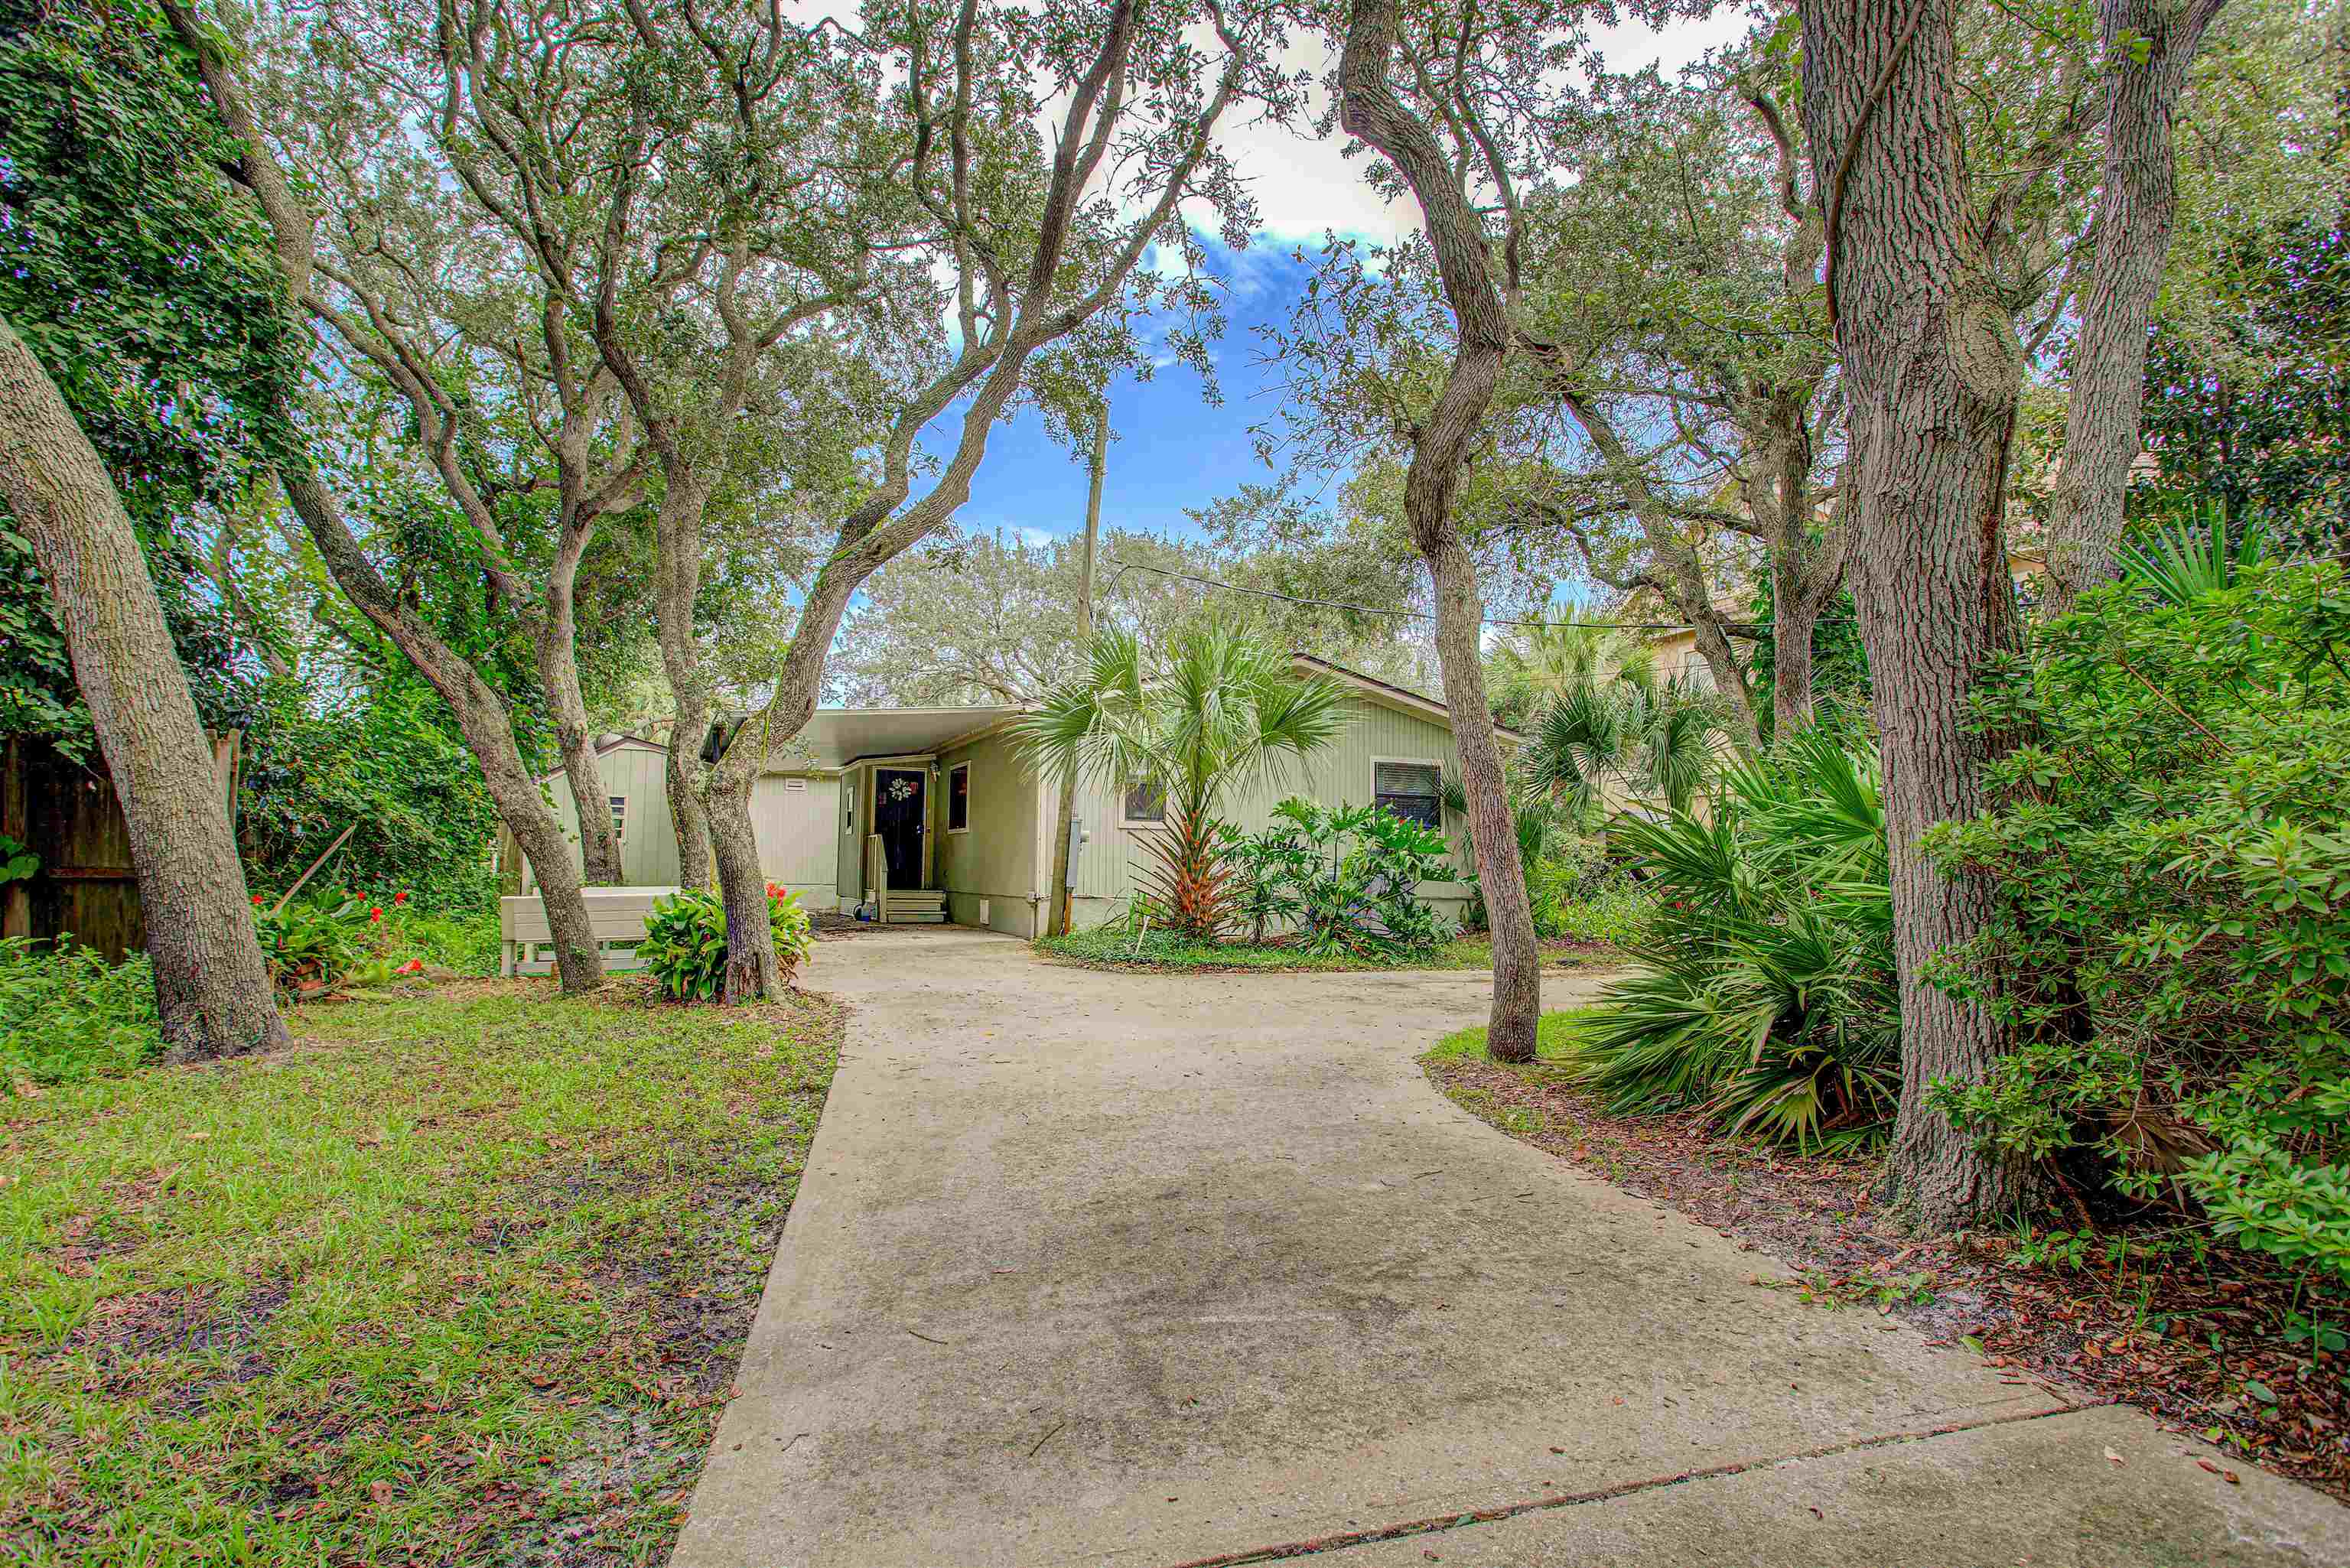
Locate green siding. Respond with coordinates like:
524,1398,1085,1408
534,742,680,887
933,728,1043,937
1063,694,1477,930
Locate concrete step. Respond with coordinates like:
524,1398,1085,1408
885,911,948,924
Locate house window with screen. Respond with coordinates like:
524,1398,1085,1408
1122,777,1167,825
607,795,627,841
1373,761,1442,828
947,763,971,831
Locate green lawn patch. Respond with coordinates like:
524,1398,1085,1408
1,981,838,1567
1426,1004,1610,1065
1038,926,1619,974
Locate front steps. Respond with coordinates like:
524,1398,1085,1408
883,888,948,924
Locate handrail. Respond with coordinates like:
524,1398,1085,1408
866,834,889,924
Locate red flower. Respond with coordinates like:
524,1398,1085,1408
251,894,264,906
398,958,424,974
369,906,384,922
393,890,410,905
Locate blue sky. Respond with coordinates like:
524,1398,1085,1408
946,239,1330,549
932,8,1757,551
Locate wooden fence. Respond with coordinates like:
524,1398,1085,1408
0,734,241,964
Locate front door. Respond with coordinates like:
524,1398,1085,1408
874,768,926,889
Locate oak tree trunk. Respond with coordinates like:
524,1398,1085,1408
667,717,711,892
1802,0,2038,1225
2042,0,2228,611
540,559,622,886
1338,0,1539,1062
0,314,290,1061
1771,568,1821,735
704,739,780,1003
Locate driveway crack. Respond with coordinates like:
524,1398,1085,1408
1156,1400,2105,1566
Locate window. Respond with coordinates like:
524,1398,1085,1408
1122,777,1167,825
947,763,971,832
1373,760,1442,828
607,795,627,841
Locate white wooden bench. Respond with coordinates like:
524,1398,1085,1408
499,886,678,976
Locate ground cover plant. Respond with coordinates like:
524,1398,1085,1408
1567,731,1899,1150
0,938,159,1088
1,983,838,1566
1420,1021,2350,1504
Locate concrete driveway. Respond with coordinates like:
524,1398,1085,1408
671,931,2350,1568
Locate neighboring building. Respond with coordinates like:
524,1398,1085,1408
515,656,1504,939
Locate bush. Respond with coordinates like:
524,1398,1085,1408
639,883,814,1001
1926,561,2350,1285
251,893,374,996
1221,800,1453,958
1550,881,1652,946
239,680,501,916
0,937,161,1087
249,886,444,994
1569,732,1899,1149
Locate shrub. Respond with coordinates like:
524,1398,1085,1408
640,883,814,1001
1926,561,2350,1285
1570,732,1900,1149
1550,881,1652,946
1220,800,1453,958
0,937,161,1086
251,893,375,996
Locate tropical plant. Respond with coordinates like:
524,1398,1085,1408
1235,799,1454,957
1567,732,1900,1150
2118,499,2272,607
250,894,375,997
1014,624,1350,941
1487,612,1655,730
1519,673,1729,822
639,883,813,1003
1927,561,2350,1284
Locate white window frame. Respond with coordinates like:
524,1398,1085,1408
1370,756,1444,828
946,761,972,834
1120,776,1168,828
607,793,628,842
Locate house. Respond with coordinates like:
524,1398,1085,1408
516,656,1499,938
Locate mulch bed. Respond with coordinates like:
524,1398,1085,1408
1427,1054,2350,1504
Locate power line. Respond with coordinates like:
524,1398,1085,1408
1102,556,1854,633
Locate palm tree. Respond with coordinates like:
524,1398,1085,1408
1487,610,1656,730
1014,623,1350,939
1520,673,1728,822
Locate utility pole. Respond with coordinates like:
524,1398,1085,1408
1047,407,1108,936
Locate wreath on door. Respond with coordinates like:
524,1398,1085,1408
886,779,916,803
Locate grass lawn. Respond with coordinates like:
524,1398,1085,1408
1037,926,1623,974
2,981,838,1567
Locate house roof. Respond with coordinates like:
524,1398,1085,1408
1291,654,1522,744
774,706,1027,769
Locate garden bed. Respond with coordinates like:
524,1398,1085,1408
2,980,838,1566
1036,925,1621,974
1424,1017,2350,1505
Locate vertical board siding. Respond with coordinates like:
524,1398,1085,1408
750,774,841,908
934,727,1040,936
526,743,838,901
1066,695,1476,928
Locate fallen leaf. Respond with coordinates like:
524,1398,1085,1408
2102,1447,2126,1466
370,1479,395,1507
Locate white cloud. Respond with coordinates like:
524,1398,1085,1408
1012,525,1059,549
1211,11,1759,250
